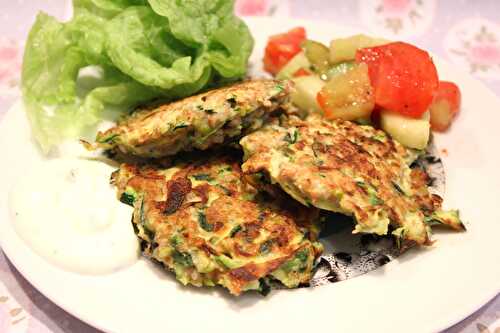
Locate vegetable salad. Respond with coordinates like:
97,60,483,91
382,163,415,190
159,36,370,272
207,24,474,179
263,28,461,149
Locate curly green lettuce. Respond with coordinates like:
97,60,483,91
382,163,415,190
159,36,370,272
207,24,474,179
21,0,254,153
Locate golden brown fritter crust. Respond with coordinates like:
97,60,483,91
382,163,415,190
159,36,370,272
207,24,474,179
240,115,462,245
111,154,323,295
95,80,292,158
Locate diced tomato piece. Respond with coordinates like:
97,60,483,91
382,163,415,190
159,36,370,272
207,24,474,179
263,27,306,75
355,42,439,118
435,81,461,113
293,68,312,77
429,81,461,131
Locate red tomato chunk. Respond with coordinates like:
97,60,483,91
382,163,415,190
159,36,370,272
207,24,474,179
429,81,461,131
263,27,306,75
356,42,439,118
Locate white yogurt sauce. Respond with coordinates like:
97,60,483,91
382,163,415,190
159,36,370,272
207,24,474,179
9,158,139,275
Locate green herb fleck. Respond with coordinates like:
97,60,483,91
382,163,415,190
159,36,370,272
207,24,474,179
172,250,193,267
98,133,119,144
173,123,188,131
216,184,232,195
356,181,366,188
198,104,215,114
218,166,232,174
284,129,298,144
369,193,384,206
296,249,309,262
193,173,212,181
143,227,155,241
356,181,384,205
424,216,442,226
281,249,309,273
259,240,273,255
119,192,135,206
392,182,406,196
139,198,154,240
372,133,386,142
229,225,242,237
198,212,213,232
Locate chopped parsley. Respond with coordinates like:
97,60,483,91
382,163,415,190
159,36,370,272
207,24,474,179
281,249,309,273
172,250,193,267
355,181,366,188
229,225,242,237
198,104,215,114
284,128,298,144
97,133,119,144
259,240,273,255
259,278,271,296
119,192,135,206
142,227,155,241
192,173,212,181
369,193,384,206
372,133,386,142
392,182,406,196
356,181,384,205
198,212,213,232
216,184,232,195
173,123,188,131
170,235,182,247
275,82,285,92
424,216,442,226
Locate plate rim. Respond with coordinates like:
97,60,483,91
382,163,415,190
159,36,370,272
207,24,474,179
1,16,499,333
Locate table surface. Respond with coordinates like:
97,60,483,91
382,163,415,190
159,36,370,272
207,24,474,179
0,1,498,332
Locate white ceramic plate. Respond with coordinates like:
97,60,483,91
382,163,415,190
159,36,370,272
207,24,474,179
1,17,499,333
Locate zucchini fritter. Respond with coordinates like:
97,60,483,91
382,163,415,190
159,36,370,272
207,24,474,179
240,115,464,246
111,154,323,295
96,80,292,158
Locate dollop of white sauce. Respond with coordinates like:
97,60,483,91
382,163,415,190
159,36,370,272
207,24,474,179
9,158,139,275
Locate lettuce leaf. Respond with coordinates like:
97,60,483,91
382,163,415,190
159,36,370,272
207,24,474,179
147,0,234,45
73,0,148,18
21,0,253,153
105,6,211,93
147,0,253,77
